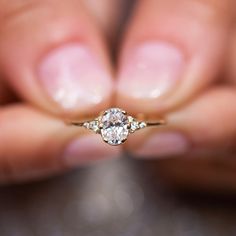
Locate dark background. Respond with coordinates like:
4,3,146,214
1,157,236,236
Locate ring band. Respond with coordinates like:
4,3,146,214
68,107,166,146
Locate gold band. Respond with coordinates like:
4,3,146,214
145,119,166,126
69,119,166,127
67,108,166,146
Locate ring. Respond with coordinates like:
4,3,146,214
68,108,166,146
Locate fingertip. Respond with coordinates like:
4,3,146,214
38,43,113,116
0,0,114,118
132,132,190,159
116,0,231,114
116,41,186,113
0,105,121,183
63,134,121,167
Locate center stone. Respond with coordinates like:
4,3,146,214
100,108,129,145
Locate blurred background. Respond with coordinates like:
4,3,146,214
1,156,236,236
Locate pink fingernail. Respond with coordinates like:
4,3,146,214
63,135,120,167
134,132,190,158
117,41,185,99
38,43,112,110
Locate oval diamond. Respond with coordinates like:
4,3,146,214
100,108,129,145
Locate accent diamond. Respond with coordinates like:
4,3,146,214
130,120,140,133
83,120,100,133
139,122,147,129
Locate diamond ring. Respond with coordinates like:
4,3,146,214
68,108,166,146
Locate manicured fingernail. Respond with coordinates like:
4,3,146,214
38,43,112,110
134,132,190,158
117,41,185,99
63,135,120,167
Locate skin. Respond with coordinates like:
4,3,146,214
0,0,236,189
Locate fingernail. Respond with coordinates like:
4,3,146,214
117,41,185,99
63,135,120,167
38,43,112,110
134,132,190,158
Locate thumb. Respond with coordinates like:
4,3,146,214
0,0,114,117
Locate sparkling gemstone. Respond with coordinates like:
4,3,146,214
100,108,129,145
88,120,100,133
130,120,140,132
83,122,90,129
83,120,99,133
139,122,147,129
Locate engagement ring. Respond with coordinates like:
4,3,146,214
68,108,166,146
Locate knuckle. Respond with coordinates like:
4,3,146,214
0,0,43,24
0,0,48,37
187,0,232,24
0,0,63,34
0,0,84,45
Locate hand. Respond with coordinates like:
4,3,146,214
115,0,236,193
118,0,235,160
0,0,123,183
0,0,235,186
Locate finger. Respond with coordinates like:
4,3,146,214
226,29,236,83
0,0,114,118
116,0,232,114
0,105,120,183
125,86,236,158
